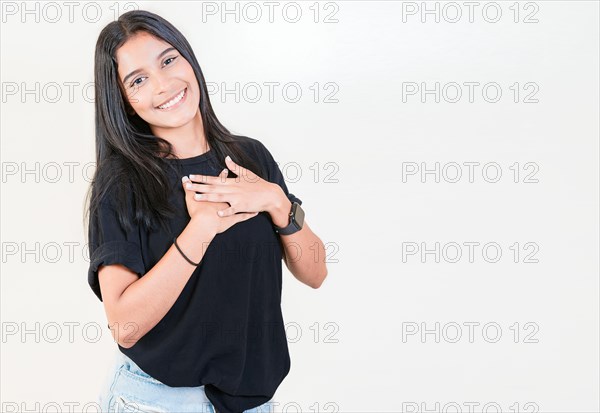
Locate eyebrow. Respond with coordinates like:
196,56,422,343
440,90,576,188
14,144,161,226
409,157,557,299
122,47,177,85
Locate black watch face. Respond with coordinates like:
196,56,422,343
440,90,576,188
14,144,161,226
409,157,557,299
292,203,305,228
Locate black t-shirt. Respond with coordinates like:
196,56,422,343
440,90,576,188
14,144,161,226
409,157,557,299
87,137,301,413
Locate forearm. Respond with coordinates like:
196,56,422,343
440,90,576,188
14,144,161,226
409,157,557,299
269,186,328,289
114,217,215,348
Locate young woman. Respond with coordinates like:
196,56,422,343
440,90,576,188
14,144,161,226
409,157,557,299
85,9,328,413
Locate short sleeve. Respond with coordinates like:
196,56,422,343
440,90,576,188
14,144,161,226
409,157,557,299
255,140,303,206
87,199,146,302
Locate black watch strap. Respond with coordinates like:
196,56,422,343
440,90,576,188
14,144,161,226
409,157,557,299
274,202,304,235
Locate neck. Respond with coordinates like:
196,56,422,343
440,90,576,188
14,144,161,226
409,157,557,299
152,109,209,159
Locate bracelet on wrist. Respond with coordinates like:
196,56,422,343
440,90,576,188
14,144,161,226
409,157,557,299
173,236,200,266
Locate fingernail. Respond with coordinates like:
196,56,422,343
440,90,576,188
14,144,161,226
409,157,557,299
225,155,231,162
182,176,189,183
186,183,192,189
222,168,228,174
195,193,202,200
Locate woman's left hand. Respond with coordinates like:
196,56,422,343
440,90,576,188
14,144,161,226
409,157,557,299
185,155,279,217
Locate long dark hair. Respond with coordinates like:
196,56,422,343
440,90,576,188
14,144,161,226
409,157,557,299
83,9,265,238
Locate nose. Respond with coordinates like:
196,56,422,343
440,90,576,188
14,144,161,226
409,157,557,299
152,72,172,99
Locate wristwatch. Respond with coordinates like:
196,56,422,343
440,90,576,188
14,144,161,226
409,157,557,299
273,201,305,235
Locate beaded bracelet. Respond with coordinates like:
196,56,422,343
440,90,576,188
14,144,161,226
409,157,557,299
173,236,200,266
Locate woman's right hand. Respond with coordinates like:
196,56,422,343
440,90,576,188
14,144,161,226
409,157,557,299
182,171,257,236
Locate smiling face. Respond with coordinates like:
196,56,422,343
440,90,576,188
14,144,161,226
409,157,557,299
116,31,200,133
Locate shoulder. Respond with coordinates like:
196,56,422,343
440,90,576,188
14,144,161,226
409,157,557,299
92,155,134,209
91,177,136,227
235,135,270,159
233,135,279,174
95,183,127,212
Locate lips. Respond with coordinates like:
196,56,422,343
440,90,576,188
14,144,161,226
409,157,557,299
155,88,187,109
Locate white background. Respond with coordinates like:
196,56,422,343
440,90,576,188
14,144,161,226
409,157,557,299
1,1,598,412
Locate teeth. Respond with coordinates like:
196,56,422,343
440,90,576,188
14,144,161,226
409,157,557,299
157,89,185,109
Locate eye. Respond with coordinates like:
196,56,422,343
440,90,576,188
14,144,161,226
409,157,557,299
130,77,145,87
163,56,178,66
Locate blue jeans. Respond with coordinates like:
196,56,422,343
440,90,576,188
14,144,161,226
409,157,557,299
98,350,275,413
